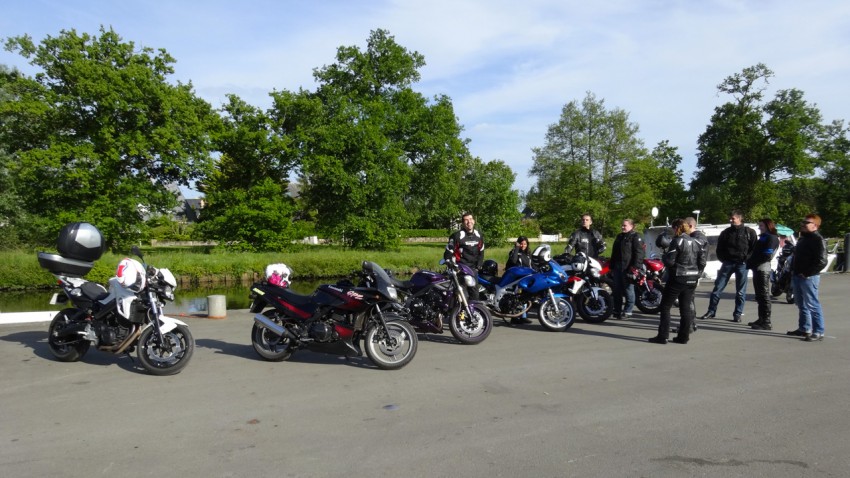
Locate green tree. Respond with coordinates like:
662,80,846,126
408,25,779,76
288,29,472,249
1,27,219,249
814,120,850,236
692,64,824,223
459,158,522,246
196,94,306,250
526,92,648,237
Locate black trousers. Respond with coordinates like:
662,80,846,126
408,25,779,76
657,278,696,340
752,269,771,320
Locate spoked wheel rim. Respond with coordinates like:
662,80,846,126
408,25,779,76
144,330,188,366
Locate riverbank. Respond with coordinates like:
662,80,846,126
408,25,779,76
0,244,515,290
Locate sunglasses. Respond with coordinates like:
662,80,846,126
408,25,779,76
801,220,814,225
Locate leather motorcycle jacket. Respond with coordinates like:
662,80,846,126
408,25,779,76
565,228,606,258
716,224,757,264
445,228,485,268
610,230,644,270
663,234,707,285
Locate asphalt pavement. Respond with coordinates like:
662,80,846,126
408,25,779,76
1,275,849,478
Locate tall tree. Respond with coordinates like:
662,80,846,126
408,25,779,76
288,29,472,249
459,158,522,246
692,64,824,223
1,27,219,248
526,92,647,236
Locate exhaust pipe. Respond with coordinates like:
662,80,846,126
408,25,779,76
254,314,299,341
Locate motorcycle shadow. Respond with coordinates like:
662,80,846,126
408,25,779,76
194,338,387,369
416,332,461,345
610,315,796,340
0,330,141,372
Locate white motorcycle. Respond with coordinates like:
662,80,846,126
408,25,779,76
38,223,194,375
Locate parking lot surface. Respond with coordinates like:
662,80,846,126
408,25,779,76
2,275,849,477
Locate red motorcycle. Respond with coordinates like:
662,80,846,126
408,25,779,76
634,258,665,314
248,261,418,370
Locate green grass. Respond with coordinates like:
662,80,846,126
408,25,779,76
1,244,515,290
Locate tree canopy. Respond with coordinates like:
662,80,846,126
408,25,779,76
0,27,219,249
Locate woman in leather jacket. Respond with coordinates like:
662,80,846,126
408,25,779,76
649,219,707,345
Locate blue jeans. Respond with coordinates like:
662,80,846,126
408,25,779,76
611,266,635,315
706,261,748,317
792,274,824,334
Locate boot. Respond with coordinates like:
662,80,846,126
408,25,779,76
748,317,765,327
752,318,772,330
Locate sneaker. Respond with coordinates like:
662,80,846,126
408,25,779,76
786,329,808,336
647,336,668,344
699,312,715,320
623,312,633,319
804,333,824,342
732,314,742,323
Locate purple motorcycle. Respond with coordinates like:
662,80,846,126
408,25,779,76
360,260,492,345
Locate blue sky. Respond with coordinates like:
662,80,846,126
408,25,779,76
3,0,849,196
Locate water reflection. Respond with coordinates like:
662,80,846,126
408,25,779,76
0,278,344,314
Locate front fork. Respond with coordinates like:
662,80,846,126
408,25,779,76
547,288,560,313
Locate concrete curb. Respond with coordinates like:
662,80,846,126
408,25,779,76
0,311,56,325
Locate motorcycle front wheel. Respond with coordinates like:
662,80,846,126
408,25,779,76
47,308,90,362
364,315,417,370
448,303,492,345
577,289,613,323
636,284,663,315
138,324,194,376
537,296,575,331
251,310,295,362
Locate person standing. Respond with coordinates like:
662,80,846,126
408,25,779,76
564,214,606,259
444,212,484,300
506,236,531,269
786,214,828,341
700,210,757,322
747,219,780,330
610,218,644,320
649,219,706,344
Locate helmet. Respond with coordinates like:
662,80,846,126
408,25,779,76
571,252,588,272
531,244,552,267
116,258,146,292
655,230,673,249
265,263,292,287
480,259,498,277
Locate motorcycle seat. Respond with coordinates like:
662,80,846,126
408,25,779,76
386,275,416,290
80,281,109,301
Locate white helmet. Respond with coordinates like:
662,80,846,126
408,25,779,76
265,263,292,287
532,244,552,266
116,258,146,292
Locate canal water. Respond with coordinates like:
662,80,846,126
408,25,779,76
0,278,341,315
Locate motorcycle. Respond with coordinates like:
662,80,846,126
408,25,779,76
38,223,194,376
770,242,795,304
359,260,492,345
555,252,614,323
478,245,576,331
249,261,418,370
634,257,666,314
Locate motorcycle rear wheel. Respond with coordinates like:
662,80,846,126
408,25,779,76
577,289,613,323
251,311,294,362
47,308,90,362
636,284,663,315
138,324,194,376
364,315,417,370
537,297,575,331
448,303,492,345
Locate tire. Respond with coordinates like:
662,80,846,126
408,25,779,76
786,290,795,304
449,303,492,345
537,296,575,331
577,289,613,323
47,309,90,362
251,310,294,362
635,284,663,315
364,315,417,370
138,324,194,376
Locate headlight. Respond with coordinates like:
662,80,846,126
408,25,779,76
464,275,476,287
387,286,398,301
590,269,600,278
162,286,175,302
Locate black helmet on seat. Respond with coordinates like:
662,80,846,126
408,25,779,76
480,259,498,277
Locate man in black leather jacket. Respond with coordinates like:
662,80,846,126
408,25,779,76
786,214,828,341
700,210,757,322
610,218,644,319
445,212,484,300
564,214,606,259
